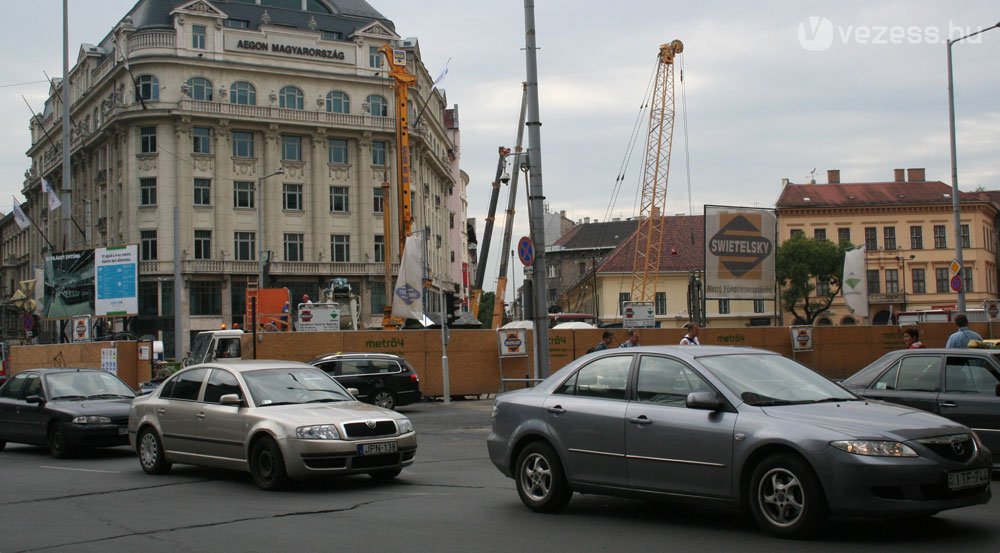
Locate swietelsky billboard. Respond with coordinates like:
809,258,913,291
704,206,777,300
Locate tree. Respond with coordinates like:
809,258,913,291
477,292,496,328
775,235,849,325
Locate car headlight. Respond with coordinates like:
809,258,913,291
831,440,918,457
397,419,413,434
296,425,341,440
72,416,112,424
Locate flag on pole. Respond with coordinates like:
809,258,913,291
11,196,31,230
391,235,425,321
117,40,130,71
41,178,62,211
432,58,451,87
842,246,869,318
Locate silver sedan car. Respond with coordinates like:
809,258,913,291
129,361,417,490
487,346,992,538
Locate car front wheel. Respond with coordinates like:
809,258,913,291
137,428,172,474
749,453,827,539
0,439,6,451
250,437,290,491
48,422,72,459
515,441,571,513
372,389,397,410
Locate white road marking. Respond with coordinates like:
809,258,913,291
40,465,120,474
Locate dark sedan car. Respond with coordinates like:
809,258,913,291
309,353,421,410
841,348,1000,466
0,368,135,457
488,346,992,539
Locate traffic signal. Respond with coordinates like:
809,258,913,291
445,292,461,326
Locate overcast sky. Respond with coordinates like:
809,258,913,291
2,1,998,296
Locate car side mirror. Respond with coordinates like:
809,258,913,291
219,394,243,406
347,388,360,397
25,395,44,405
686,391,723,411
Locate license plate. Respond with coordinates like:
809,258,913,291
947,468,989,490
358,441,397,456
118,426,128,435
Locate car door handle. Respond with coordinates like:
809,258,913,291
156,408,167,415
628,416,653,425
939,401,957,408
546,406,565,414
196,412,206,419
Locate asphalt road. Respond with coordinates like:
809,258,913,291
1,399,998,553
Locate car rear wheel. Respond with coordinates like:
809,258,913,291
749,453,827,539
369,468,403,481
372,389,397,410
515,441,571,513
0,439,6,451
250,437,290,491
48,422,72,459
137,427,171,474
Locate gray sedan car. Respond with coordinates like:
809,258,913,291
487,346,992,538
129,361,417,490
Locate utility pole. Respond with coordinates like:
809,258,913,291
523,0,550,379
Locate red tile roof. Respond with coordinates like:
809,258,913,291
599,215,704,273
775,181,982,209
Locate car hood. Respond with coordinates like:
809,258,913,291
51,399,133,417
760,400,969,441
254,401,401,424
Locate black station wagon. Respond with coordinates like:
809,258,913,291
309,353,421,410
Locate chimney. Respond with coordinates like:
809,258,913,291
894,168,905,182
560,210,566,218
583,217,590,224
907,168,925,182
781,177,790,187
827,169,840,184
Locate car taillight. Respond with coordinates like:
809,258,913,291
410,373,419,382
0,359,6,377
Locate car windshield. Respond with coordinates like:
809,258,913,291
45,370,136,400
697,353,857,406
242,367,353,407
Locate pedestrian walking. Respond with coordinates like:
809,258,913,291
587,331,614,353
619,329,640,348
679,322,701,345
902,328,924,349
946,314,983,348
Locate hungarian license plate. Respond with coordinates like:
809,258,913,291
947,468,989,490
358,441,397,456
118,426,128,435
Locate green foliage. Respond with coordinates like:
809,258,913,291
478,292,496,327
776,235,849,325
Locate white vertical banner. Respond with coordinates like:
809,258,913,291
41,178,62,211
391,235,425,320
842,246,869,318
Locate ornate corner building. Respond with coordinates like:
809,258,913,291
13,0,467,356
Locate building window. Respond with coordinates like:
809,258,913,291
233,131,254,158
910,226,923,249
284,233,304,262
816,280,831,296
372,141,387,165
224,18,250,29
883,227,896,250
912,268,926,293
961,267,973,292
189,281,221,316
753,299,766,313
618,293,631,314
368,46,382,68
328,138,348,163
283,184,303,211
718,299,731,315
373,187,384,213
234,232,255,261
813,228,826,241
790,229,804,239
234,181,255,208
192,24,206,49
451,251,455,262
935,267,949,293
193,178,212,206
321,30,342,40
331,235,350,262
864,227,877,250
194,230,212,260
186,77,213,101
837,227,851,245
140,178,157,206
330,186,348,212
281,135,302,161
140,126,157,153
326,91,350,113
192,126,211,154
374,235,385,263
885,269,899,294
960,224,971,248
135,75,159,101
547,264,558,278
934,225,947,249
370,287,386,315
140,230,157,261
867,269,880,294
449,212,455,229
366,94,388,116
279,85,304,110
655,292,667,315
230,81,256,105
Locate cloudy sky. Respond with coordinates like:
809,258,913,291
2,0,998,292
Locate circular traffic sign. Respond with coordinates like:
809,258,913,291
989,303,999,319
950,275,963,293
517,236,535,266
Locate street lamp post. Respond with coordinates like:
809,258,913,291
947,21,1000,313
897,254,915,312
257,168,286,286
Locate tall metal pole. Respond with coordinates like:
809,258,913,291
174,207,183,359
61,0,71,253
440,287,450,405
257,169,284,286
523,0,550,379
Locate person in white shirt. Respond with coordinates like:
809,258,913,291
680,322,700,345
